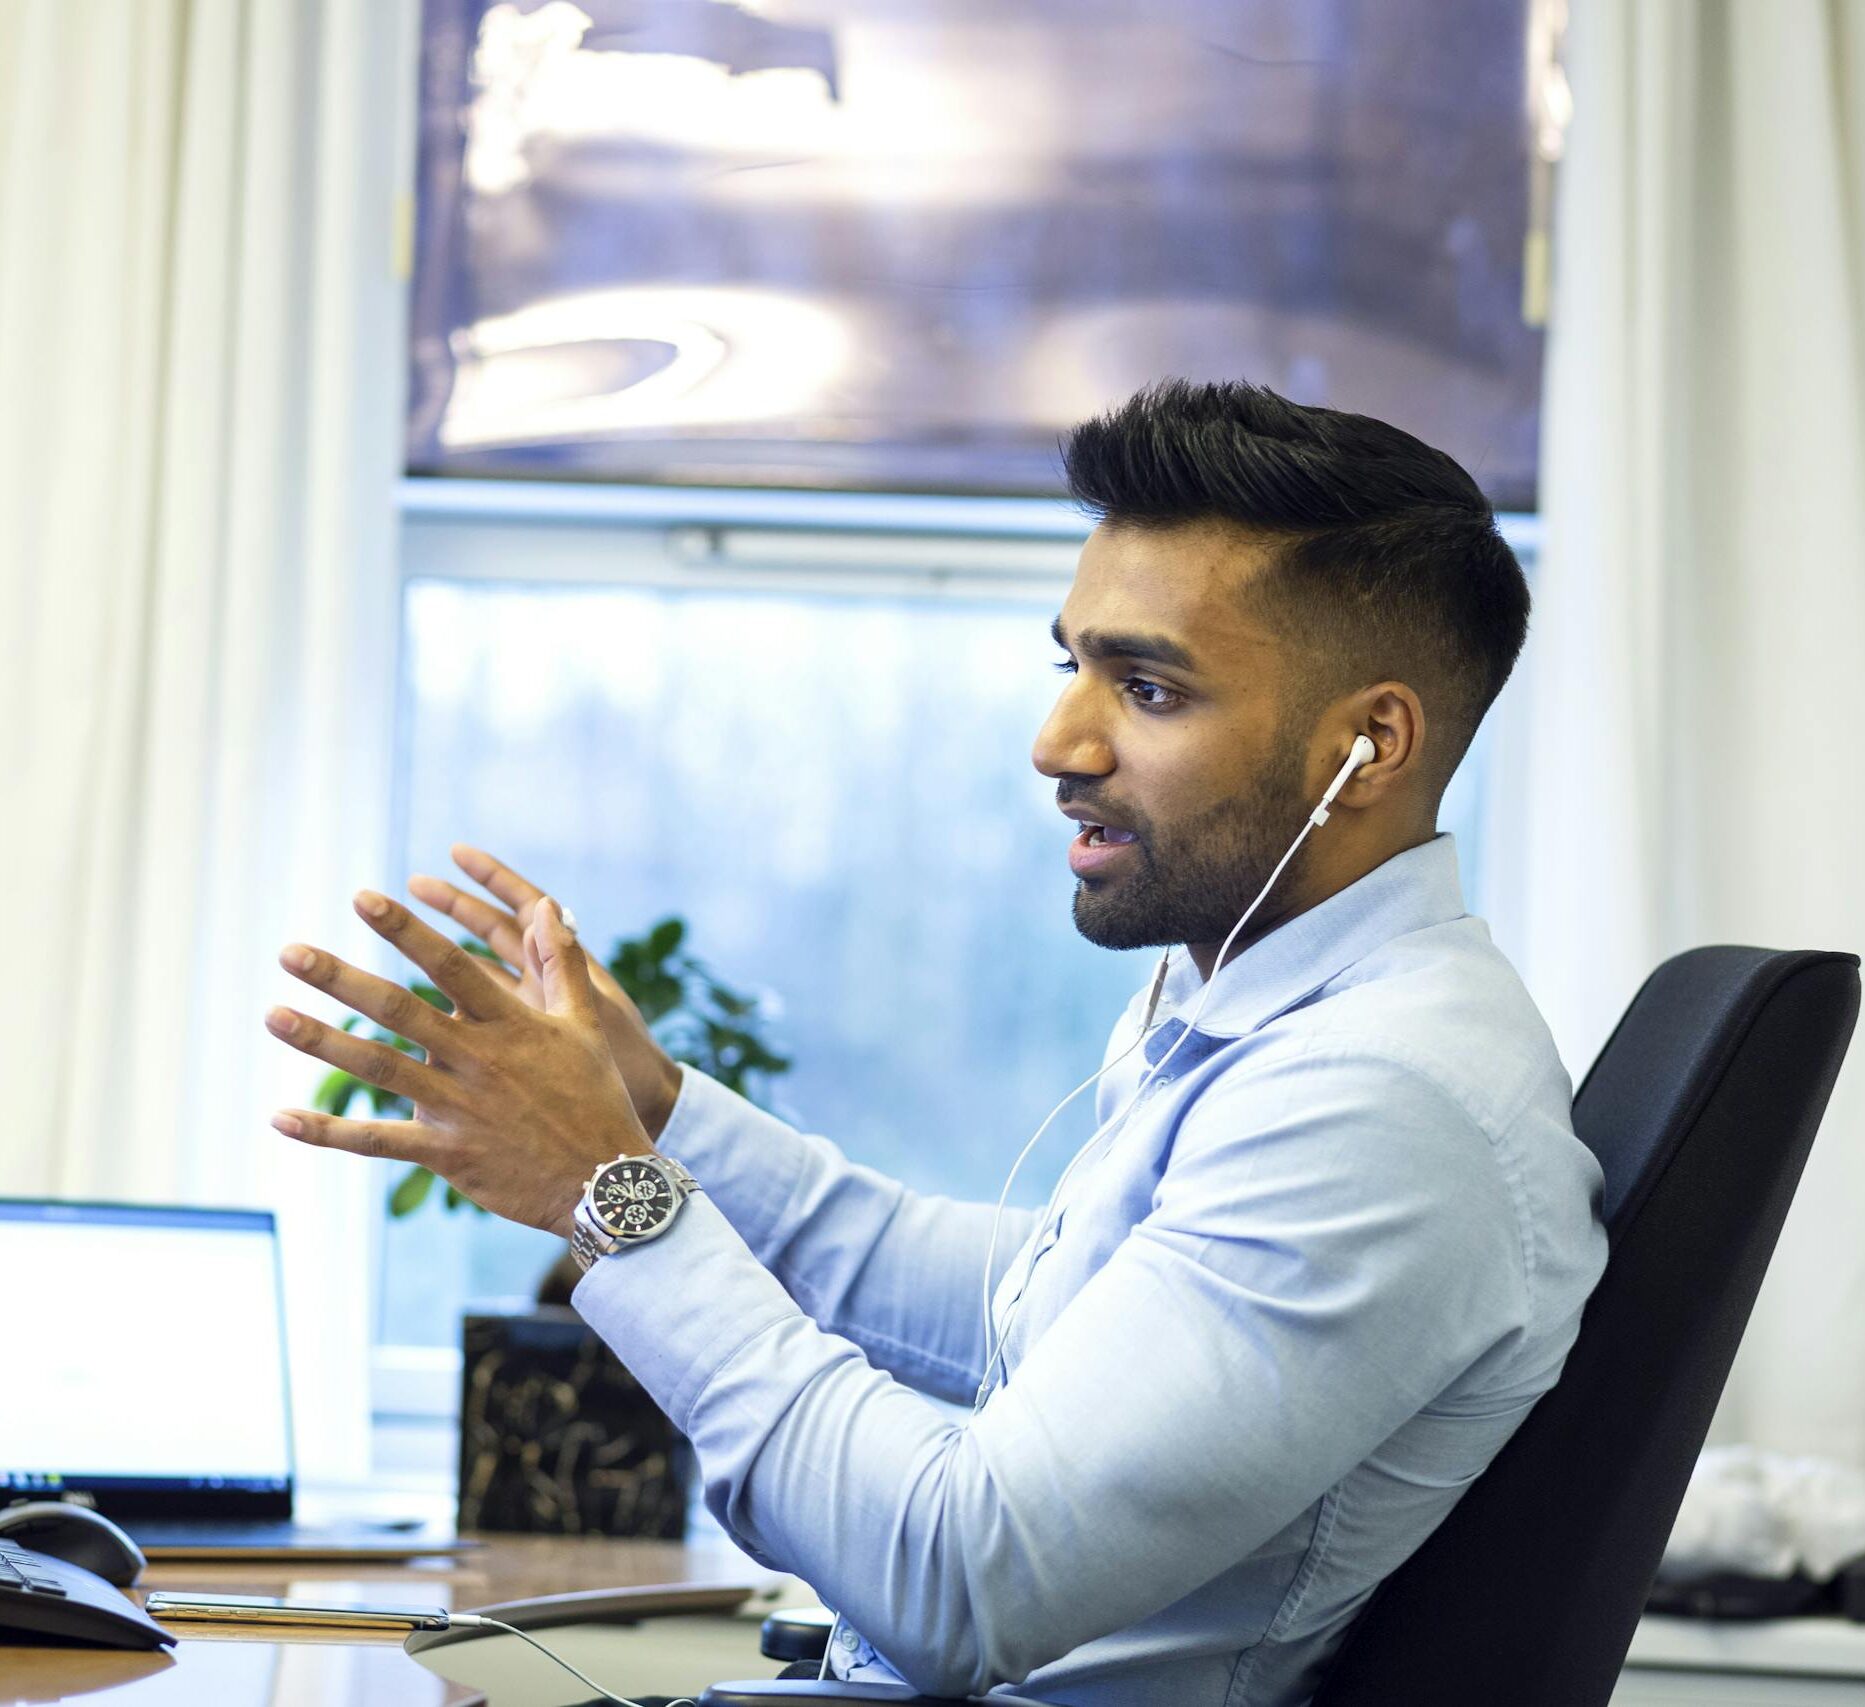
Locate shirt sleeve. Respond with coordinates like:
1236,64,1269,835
651,1064,1039,1403
573,1040,1531,1699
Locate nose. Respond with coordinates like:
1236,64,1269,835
1032,676,1114,781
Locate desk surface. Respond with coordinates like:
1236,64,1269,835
22,1539,1865,1704
7,1533,779,1705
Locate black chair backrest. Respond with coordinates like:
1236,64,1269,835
1314,946,1860,1707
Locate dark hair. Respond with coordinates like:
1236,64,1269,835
1062,378,1529,791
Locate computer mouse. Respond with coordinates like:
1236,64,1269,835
0,1501,147,1587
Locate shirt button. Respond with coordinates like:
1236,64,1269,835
838,1625,860,1650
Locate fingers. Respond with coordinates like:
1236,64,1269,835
265,1005,458,1109
532,897,598,1025
353,890,518,1021
473,952,521,989
271,1106,446,1165
278,944,452,1052
408,873,527,968
452,844,546,921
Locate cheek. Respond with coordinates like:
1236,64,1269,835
1141,728,1287,852
1129,731,1241,827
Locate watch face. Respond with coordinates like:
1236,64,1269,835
589,1158,676,1238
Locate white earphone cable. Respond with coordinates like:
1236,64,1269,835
448,1613,695,1706
973,745,1365,1409
975,947,1171,1389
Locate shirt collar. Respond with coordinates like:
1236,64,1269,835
1146,832,1467,1053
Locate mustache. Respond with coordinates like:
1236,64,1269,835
1054,789,1148,835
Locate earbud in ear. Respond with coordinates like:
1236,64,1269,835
1311,735,1379,827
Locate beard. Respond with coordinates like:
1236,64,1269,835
1070,729,1314,953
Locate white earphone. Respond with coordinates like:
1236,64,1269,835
1314,735,1377,825
972,732,1379,1408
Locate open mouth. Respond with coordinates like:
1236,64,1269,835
1069,820,1142,876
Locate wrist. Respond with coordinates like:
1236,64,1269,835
556,1121,656,1236
571,1150,703,1270
639,1058,685,1142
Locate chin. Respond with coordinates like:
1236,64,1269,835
1071,886,1174,953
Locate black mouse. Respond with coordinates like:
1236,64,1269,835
0,1501,147,1587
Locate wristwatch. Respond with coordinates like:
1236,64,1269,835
570,1151,703,1272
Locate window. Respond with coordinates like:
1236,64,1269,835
378,509,1147,1348
372,497,1532,1361
375,0,1544,1414
410,0,1543,506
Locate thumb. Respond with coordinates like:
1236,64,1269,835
534,897,598,1025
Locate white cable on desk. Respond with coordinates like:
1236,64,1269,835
449,1613,696,1707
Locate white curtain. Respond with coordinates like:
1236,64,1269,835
0,0,415,1481
1485,0,1865,1463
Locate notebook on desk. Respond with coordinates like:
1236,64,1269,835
0,1197,477,1561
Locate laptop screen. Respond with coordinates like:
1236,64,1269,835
0,1199,294,1518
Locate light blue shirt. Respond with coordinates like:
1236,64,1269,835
574,833,1608,1705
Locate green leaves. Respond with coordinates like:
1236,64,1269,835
366,913,791,1219
389,1166,435,1216
613,916,791,1102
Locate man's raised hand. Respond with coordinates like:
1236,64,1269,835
266,892,652,1236
408,844,684,1139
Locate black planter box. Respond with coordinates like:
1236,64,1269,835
458,1308,691,1537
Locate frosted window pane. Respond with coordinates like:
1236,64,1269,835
375,573,1501,1346
379,578,1153,1342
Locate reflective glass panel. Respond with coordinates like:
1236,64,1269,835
409,0,1541,505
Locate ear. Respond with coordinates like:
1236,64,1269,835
1333,683,1425,803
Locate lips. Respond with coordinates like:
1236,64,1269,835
1063,809,1142,877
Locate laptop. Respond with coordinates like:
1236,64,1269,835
0,1197,477,1560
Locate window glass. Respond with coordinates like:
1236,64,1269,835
379,575,1152,1343
410,0,1541,505
375,562,1504,1347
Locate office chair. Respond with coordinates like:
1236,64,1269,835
701,946,1861,1707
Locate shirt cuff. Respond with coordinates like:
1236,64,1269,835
570,1187,805,1432
652,1065,808,1254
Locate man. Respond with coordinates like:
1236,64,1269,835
265,380,1607,1705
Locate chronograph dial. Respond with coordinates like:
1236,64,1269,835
591,1158,676,1234
571,1151,702,1271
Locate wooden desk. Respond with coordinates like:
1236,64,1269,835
5,1534,782,1705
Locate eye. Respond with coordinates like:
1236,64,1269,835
1124,677,1183,712
1051,657,1077,674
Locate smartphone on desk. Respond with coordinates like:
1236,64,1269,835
144,1591,451,1631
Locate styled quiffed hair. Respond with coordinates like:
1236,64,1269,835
1062,378,1529,792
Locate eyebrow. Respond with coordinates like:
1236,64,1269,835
1050,615,1197,674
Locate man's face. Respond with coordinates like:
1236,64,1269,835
1033,520,1314,954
